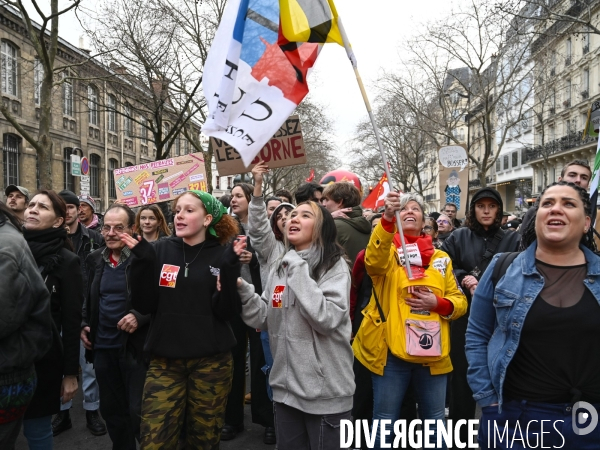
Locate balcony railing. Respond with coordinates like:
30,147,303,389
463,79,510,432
468,176,495,189
524,130,597,163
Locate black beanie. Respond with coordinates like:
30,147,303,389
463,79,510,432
58,190,80,207
470,187,503,211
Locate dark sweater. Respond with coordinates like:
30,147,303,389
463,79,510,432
96,263,128,349
129,237,242,359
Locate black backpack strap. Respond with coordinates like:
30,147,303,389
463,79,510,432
372,280,386,323
491,252,519,288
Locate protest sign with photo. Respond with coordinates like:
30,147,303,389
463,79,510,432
113,153,207,207
438,145,469,219
211,115,306,176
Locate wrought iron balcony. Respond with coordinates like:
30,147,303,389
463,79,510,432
524,130,597,163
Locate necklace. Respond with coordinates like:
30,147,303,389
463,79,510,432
182,239,206,277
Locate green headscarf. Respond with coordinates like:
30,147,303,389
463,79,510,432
188,190,228,238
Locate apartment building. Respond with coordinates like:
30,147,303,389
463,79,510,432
0,5,196,212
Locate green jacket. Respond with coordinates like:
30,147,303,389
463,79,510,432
335,205,371,264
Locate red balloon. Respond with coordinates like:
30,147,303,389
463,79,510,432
319,170,362,193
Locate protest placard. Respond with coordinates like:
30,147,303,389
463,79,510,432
113,153,207,207
211,115,306,176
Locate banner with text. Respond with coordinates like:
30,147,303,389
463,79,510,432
212,115,306,176
113,153,207,207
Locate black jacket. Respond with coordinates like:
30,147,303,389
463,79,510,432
0,222,52,379
83,248,150,363
72,223,104,293
26,247,83,419
442,226,520,303
129,237,242,359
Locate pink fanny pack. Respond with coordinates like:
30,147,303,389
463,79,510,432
405,319,442,357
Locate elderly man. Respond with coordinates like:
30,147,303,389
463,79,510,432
4,185,29,223
436,214,454,243
81,204,149,449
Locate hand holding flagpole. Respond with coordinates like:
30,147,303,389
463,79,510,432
336,17,414,279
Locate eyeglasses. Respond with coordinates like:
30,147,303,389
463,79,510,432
436,220,450,225
101,225,127,234
423,226,433,231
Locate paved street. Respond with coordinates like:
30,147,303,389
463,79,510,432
15,386,271,450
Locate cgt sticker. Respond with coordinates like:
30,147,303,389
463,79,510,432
271,285,285,308
159,264,180,288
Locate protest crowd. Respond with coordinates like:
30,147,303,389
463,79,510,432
2,156,600,450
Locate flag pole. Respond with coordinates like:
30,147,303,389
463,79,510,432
336,17,414,279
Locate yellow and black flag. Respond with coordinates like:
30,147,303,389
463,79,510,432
279,0,343,45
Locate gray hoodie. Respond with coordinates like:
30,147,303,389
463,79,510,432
237,250,355,415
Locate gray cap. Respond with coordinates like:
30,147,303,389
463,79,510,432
5,185,30,200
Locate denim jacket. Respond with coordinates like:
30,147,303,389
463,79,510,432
465,242,600,412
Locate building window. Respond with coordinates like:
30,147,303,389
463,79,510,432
62,73,73,116
108,95,116,132
582,69,590,98
583,31,590,54
34,58,43,105
503,155,509,171
549,125,555,141
182,139,188,154
88,85,98,126
496,158,501,172
175,137,181,156
3,134,19,186
63,147,76,192
521,147,527,165
1,41,17,96
140,117,148,143
566,39,572,65
90,153,100,197
512,151,518,168
108,158,118,198
123,104,132,137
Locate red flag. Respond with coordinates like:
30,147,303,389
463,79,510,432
362,174,389,210
305,168,315,182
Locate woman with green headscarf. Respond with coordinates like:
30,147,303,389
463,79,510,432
121,191,242,449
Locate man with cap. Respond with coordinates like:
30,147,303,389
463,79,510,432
442,187,520,445
53,190,107,437
501,210,510,226
4,184,29,223
78,194,102,231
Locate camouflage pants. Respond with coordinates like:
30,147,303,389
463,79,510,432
140,352,233,450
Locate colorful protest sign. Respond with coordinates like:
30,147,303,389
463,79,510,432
212,115,306,176
113,153,207,207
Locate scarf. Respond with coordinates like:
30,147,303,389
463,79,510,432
23,227,68,277
86,214,99,229
393,233,435,268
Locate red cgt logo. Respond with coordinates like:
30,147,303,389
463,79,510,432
271,285,285,308
159,264,180,288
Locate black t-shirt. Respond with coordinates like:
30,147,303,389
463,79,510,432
504,263,600,403
69,223,82,254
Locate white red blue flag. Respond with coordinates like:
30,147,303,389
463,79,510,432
202,0,320,167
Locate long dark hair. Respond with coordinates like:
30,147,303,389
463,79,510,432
0,202,22,230
521,181,593,250
282,201,346,279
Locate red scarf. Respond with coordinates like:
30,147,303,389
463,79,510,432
393,233,435,267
